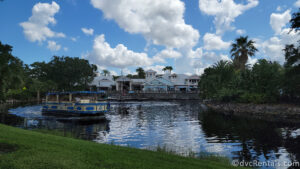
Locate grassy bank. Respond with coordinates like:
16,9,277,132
0,124,246,169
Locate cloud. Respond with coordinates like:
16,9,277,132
260,28,300,64
294,0,300,7
81,28,94,36
258,10,300,64
270,10,291,34
20,1,65,42
236,29,246,35
175,47,230,75
91,0,199,49
203,33,231,50
86,34,154,68
71,37,77,42
276,6,282,12
47,40,61,51
199,0,258,34
144,65,166,74
152,48,182,63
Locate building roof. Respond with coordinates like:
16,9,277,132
131,79,146,83
116,76,131,82
145,69,156,73
89,75,115,86
187,75,200,79
144,77,174,86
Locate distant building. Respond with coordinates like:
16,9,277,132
143,69,199,92
89,75,115,91
89,69,200,92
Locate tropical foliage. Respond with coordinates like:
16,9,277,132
162,66,173,72
199,59,284,103
0,42,97,101
230,36,258,70
199,9,300,103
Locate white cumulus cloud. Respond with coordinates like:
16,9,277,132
260,28,300,64
270,10,291,34
153,48,182,63
91,0,199,49
236,29,246,35
199,0,259,34
86,34,154,68
294,0,300,7
203,33,231,50
47,40,61,51
81,28,94,36
20,1,65,42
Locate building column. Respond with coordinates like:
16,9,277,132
69,94,72,102
116,82,119,91
129,81,132,91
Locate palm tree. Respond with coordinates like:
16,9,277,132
136,67,145,78
230,36,258,70
162,66,173,73
101,69,110,76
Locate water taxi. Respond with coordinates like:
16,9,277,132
42,91,110,115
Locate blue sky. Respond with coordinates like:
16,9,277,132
0,0,299,75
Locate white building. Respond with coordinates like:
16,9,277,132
90,69,200,92
143,69,199,92
89,75,116,91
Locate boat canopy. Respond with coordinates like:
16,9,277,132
46,91,106,96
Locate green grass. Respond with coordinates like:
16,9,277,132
0,124,247,169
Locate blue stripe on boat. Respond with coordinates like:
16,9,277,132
86,107,94,111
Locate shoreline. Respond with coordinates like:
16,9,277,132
204,102,300,123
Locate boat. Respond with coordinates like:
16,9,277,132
42,91,110,116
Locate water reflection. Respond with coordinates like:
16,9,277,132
1,101,300,169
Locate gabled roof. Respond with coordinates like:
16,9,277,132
145,69,156,73
116,76,131,82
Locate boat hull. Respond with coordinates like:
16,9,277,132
42,102,110,115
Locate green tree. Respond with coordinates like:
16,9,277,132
282,9,300,100
101,69,110,76
31,56,97,91
198,60,236,101
0,42,24,100
242,59,283,103
290,8,300,32
136,67,145,78
162,66,173,73
230,36,258,70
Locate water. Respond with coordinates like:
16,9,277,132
1,101,300,169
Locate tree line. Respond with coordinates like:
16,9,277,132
0,44,97,101
198,9,300,104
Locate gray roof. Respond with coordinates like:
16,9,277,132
187,75,200,79
131,79,146,83
116,76,131,82
145,69,156,73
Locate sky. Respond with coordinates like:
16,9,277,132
0,0,299,76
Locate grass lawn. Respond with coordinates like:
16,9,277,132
0,124,247,169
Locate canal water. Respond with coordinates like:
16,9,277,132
1,101,300,169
